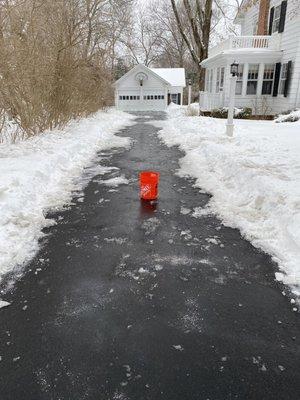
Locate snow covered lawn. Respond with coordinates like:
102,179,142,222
0,109,134,283
158,105,300,297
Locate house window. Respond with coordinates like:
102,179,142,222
246,64,259,95
262,64,275,95
272,4,281,33
235,64,244,95
279,63,288,94
171,93,178,103
216,67,225,93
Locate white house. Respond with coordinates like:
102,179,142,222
200,0,300,115
114,64,186,111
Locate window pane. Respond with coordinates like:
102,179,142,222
235,81,243,95
246,81,257,95
220,67,225,88
263,64,275,79
262,80,273,95
248,64,259,79
237,64,244,79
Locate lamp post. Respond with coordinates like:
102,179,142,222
226,61,239,137
188,79,192,106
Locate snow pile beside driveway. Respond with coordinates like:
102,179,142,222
0,109,134,282
275,109,300,123
159,105,300,296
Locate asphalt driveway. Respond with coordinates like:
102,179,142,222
0,112,300,400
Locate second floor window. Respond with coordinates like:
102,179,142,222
246,64,259,95
272,5,281,33
262,64,275,95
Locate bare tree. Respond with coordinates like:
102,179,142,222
123,6,164,66
171,0,213,90
150,1,188,68
0,0,134,141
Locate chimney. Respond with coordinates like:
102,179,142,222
257,0,270,35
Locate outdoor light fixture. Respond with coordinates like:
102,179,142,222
230,61,239,77
188,79,192,86
226,62,239,137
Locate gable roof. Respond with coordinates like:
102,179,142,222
114,64,171,87
150,68,186,87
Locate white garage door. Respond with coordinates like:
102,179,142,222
118,92,166,111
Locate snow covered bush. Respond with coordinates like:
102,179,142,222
185,105,199,116
275,109,300,123
210,107,252,119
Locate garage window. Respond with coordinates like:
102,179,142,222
143,94,165,100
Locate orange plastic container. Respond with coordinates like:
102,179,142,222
139,171,160,200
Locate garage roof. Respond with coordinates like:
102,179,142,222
150,68,186,87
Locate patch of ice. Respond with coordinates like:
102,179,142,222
180,206,191,215
99,175,129,187
172,345,184,351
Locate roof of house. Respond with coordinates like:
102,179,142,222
150,68,186,87
114,64,171,87
114,65,186,88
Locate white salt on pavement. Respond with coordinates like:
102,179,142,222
158,104,300,297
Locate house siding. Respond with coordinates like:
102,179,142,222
202,0,300,115
240,2,260,35
269,0,300,112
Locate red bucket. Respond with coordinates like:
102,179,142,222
139,171,160,200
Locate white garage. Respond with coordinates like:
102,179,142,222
114,64,186,112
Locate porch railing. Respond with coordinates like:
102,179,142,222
199,91,225,111
208,35,280,58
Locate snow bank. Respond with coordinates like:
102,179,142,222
159,105,300,296
275,109,300,123
0,109,134,281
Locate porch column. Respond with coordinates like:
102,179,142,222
257,63,265,97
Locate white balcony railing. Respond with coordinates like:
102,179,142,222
208,35,280,58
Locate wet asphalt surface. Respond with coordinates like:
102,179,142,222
1,112,300,400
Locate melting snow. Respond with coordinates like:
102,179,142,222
0,109,134,283
0,300,11,309
159,105,300,296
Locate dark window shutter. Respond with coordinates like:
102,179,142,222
279,1,287,33
273,63,281,96
177,93,181,105
269,7,274,35
284,61,292,97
